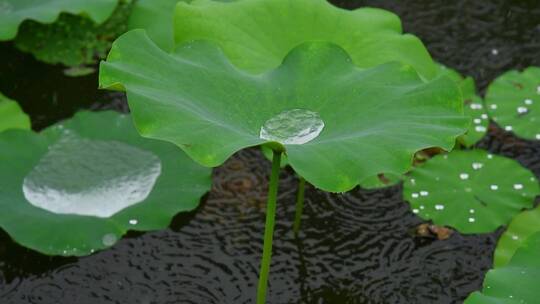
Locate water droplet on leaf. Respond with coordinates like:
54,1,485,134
259,109,324,145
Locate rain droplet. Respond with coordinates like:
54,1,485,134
487,154,494,159
481,114,488,119
505,125,513,131
536,134,540,140
473,118,482,124
468,217,476,223
419,205,425,210
472,162,484,170
129,219,138,225
412,209,419,214
517,106,529,114
410,178,416,185
537,85,540,94
435,204,445,210
411,193,419,198
102,233,117,246
22,134,162,218
459,173,469,180
465,187,472,192
259,109,324,145
524,99,533,105
420,191,429,196
475,126,487,132
470,103,483,110
490,184,499,190
469,209,475,214
491,49,499,55
512,235,519,240
513,184,523,190
490,104,498,110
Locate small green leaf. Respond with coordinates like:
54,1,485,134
0,92,30,132
100,30,467,192
485,67,540,140
494,206,540,268
0,111,211,256
403,150,539,233
465,231,540,304
14,2,131,66
174,0,436,78
0,0,119,41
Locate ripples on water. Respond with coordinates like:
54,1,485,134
1,0,540,303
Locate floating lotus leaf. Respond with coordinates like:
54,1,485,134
494,205,540,267
0,0,119,41
485,67,540,140
465,231,540,304
359,173,401,189
174,0,436,78
404,150,539,233
0,92,30,132
0,111,211,256
435,64,488,146
100,30,467,192
13,1,131,67
128,0,179,50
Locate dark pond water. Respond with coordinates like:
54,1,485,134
1,1,539,303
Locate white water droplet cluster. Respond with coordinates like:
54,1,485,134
260,109,324,145
459,173,469,180
22,134,162,218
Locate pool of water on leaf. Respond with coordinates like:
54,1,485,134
1,0,540,303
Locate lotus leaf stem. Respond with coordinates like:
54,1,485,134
293,176,306,235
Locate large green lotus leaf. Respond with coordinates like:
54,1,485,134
14,2,131,67
359,173,401,189
174,0,436,79
403,150,539,233
0,0,119,41
100,30,467,192
465,231,540,304
435,64,488,146
0,111,211,256
0,92,31,132
485,67,540,140
494,206,540,267
128,0,179,51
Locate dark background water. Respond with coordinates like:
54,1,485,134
0,0,539,303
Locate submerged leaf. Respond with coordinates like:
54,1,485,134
495,206,540,267
0,0,119,41
14,1,132,66
0,111,211,256
174,0,436,78
465,231,540,304
404,150,539,233
0,92,30,132
100,30,467,192
485,67,540,140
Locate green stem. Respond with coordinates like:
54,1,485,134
257,150,281,304
293,176,306,235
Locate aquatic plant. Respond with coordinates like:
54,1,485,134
485,67,540,140
465,231,540,304
100,27,467,301
403,150,539,233
0,111,211,256
128,0,179,50
0,0,120,40
0,92,30,132
494,205,540,267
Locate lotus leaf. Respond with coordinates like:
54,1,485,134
14,1,131,66
0,111,211,256
465,231,540,304
174,0,436,78
403,150,539,233
435,64,488,146
0,93,31,132
494,205,540,267
100,30,467,192
485,67,540,140
0,0,119,41
128,0,179,51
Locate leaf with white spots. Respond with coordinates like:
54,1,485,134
485,67,540,141
465,231,540,304
495,205,540,267
403,150,540,233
